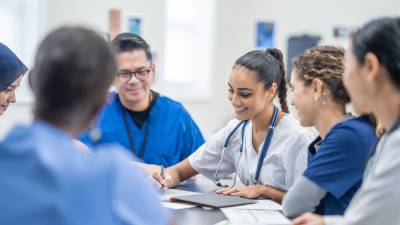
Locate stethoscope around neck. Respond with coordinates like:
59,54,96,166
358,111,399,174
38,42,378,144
213,105,279,188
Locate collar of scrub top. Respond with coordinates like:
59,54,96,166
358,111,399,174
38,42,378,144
0,42,28,92
213,105,279,188
368,117,400,160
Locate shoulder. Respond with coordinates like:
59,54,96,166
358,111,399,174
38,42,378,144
96,92,119,116
207,119,244,143
153,94,191,116
0,124,35,152
382,127,400,152
333,116,375,134
155,94,185,109
328,116,376,144
276,114,315,140
320,116,376,157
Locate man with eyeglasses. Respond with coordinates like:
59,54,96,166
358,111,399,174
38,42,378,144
79,33,205,168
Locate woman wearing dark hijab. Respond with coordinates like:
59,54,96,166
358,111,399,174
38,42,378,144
0,42,28,115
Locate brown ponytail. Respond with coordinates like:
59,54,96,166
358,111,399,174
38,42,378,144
266,48,289,113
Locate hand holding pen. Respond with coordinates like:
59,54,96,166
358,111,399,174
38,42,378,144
160,164,165,190
152,164,173,189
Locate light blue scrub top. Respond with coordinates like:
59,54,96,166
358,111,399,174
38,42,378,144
0,121,170,225
79,92,205,167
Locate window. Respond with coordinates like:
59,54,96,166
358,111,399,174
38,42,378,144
160,0,215,100
0,0,43,103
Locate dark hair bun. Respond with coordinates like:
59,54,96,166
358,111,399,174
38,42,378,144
266,48,283,62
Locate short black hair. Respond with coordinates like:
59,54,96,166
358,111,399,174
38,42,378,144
31,26,117,127
111,33,152,63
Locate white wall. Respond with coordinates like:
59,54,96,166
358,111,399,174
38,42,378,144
187,0,400,137
1,0,400,139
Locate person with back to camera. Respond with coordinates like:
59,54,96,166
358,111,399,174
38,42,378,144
0,26,173,225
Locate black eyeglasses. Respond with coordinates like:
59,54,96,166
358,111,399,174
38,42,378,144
117,68,151,82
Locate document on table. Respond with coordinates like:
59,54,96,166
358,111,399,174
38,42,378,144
160,189,201,209
226,199,283,211
221,208,290,225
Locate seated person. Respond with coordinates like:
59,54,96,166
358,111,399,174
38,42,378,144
79,33,204,167
283,45,377,217
291,16,400,225
0,27,172,225
153,48,315,203
0,42,27,116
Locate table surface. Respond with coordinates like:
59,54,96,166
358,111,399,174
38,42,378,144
171,175,228,225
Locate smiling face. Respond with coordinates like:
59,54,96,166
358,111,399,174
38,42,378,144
0,76,22,115
289,70,319,127
114,50,155,108
228,65,275,121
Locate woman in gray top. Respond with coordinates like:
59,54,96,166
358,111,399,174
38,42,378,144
291,17,400,225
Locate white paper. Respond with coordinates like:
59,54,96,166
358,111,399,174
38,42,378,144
162,201,196,209
226,200,283,211
221,208,290,225
160,189,201,202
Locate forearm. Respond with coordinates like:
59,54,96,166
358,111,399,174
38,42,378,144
167,159,198,187
282,176,326,218
258,185,285,204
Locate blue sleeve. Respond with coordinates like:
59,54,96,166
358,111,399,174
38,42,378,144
179,109,205,161
77,92,117,148
108,149,171,225
304,123,375,199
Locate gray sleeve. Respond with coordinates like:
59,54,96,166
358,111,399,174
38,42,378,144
282,176,327,218
337,131,400,225
324,216,343,225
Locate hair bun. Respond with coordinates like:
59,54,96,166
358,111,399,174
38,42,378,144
266,48,283,62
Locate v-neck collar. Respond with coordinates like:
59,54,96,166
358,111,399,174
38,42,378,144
245,114,289,155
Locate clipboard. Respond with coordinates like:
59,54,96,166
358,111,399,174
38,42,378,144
170,192,255,208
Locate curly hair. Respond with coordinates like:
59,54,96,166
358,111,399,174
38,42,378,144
293,45,350,105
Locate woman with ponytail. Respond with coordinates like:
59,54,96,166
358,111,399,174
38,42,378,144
152,48,314,202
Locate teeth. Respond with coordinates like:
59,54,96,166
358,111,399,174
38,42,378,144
235,107,246,112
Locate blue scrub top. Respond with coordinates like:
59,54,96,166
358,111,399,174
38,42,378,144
304,116,377,215
0,121,170,225
79,92,205,167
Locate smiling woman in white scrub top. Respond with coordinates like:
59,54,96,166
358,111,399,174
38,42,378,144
153,48,314,203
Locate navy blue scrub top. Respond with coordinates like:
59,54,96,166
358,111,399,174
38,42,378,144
304,116,377,215
79,92,205,167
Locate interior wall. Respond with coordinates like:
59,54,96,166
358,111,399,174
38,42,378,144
1,0,399,139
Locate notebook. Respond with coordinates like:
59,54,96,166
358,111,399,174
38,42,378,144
170,192,255,208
